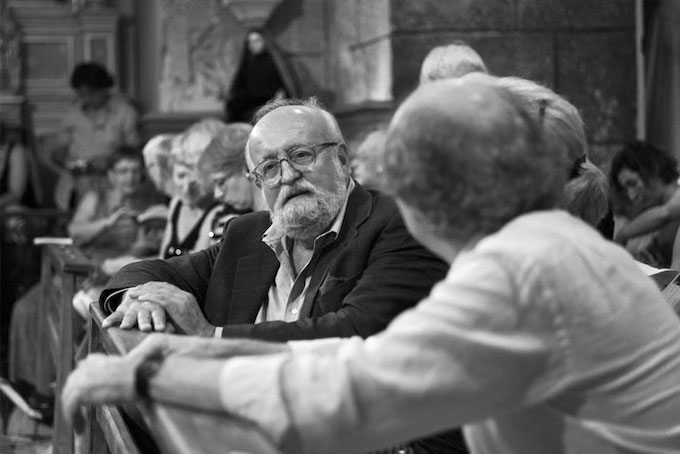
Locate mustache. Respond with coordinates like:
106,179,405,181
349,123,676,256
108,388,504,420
275,181,318,210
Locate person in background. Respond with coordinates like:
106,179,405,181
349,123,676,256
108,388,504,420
197,122,267,242
8,145,163,413
49,62,139,210
224,29,296,123
159,119,228,258
72,204,169,319
350,130,386,191
0,122,32,210
419,40,488,85
0,123,37,381
67,146,164,264
62,75,680,454
496,76,610,227
142,133,177,199
610,141,680,269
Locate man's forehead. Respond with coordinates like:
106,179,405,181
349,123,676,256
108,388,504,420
250,106,333,148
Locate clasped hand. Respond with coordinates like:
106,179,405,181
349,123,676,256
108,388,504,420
102,281,215,337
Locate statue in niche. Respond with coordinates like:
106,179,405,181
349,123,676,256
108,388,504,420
0,4,22,94
224,28,298,123
157,0,297,114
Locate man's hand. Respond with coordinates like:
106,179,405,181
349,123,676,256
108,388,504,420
62,353,140,433
107,282,215,337
102,287,168,332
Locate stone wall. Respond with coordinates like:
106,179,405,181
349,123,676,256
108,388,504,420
133,0,638,162
389,0,637,168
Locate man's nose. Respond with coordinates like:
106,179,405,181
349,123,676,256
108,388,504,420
214,185,224,199
279,159,301,185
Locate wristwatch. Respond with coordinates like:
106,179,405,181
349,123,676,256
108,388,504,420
135,356,164,399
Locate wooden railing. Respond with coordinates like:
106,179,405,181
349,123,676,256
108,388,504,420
35,240,280,454
36,243,94,454
87,304,282,454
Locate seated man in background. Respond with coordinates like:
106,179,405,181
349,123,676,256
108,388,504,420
99,97,448,343
64,75,680,454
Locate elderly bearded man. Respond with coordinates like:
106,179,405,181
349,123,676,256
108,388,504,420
99,97,447,344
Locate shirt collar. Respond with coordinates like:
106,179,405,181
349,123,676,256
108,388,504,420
262,178,355,255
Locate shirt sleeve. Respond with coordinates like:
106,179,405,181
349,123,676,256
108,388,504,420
218,253,560,454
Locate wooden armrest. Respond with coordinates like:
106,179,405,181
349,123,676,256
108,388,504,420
43,243,93,276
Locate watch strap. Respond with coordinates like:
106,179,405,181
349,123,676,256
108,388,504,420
135,356,164,399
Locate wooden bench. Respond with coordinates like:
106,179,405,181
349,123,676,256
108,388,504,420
36,243,94,454
87,304,281,454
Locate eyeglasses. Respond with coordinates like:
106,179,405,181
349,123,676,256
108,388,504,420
248,142,341,187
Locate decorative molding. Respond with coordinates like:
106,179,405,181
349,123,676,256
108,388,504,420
220,0,284,28
22,35,76,87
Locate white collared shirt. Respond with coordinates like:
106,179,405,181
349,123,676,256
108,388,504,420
255,179,355,323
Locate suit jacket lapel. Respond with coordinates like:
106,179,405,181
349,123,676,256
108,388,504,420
228,244,279,324
300,182,373,318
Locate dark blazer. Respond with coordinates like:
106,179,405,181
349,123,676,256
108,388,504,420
100,183,448,342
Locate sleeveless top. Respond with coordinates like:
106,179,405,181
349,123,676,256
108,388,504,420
162,198,222,258
208,204,253,244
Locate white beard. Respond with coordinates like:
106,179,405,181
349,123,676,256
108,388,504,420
270,172,348,241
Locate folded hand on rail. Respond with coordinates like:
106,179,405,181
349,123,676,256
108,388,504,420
102,281,216,337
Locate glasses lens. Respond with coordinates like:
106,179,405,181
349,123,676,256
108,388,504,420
259,160,280,182
289,147,316,166
255,143,335,186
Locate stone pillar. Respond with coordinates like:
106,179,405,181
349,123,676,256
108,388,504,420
326,0,394,149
